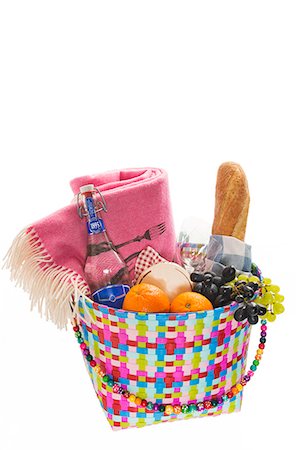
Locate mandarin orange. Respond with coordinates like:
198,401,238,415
123,283,170,313
170,291,213,313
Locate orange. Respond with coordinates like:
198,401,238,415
170,291,213,313
123,283,170,313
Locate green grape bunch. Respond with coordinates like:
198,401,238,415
257,277,285,322
230,273,285,322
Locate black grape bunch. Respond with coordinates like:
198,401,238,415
190,265,267,325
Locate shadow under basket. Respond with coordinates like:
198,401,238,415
75,296,256,430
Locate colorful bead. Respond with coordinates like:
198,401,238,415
255,354,262,360
128,394,136,402
244,374,250,382
73,326,79,332
159,405,165,413
102,375,109,382
259,343,265,349
261,319,267,324
123,390,130,398
248,370,254,377
222,395,228,402
261,325,267,331
173,405,182,414
260,337,266,343
196,402,204,411
217,397,223,405
165,405,174,415
261,331,267,337
107,379,114,387
77,338,84,344
189,403,197,412
86,354,93,361
141,399,147,407
146,402,154,410
204,400,212,409
113,384,120,393
211,400,218,407
241,379,247,386
253,360,259,366
80,343,87,350
135,397,142,406
94,366,105,377
231,387,238,395
236,384,243,392
227,392,233,399
153,404,159,411
181,404,189,413
90,360,96,367
83,349,89,356
257,349,263,355
75,331,81,338
250,365,257,371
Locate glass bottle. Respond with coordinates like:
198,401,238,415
79,184,131,303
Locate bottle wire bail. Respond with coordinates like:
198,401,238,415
77,187,108,218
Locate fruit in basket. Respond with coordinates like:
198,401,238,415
190,265,277,325
256,278,284,320
191,265,236,304
123,283,170,313
136,262,192,301
222,266,237,282
170,292,213,313
230,273,285,323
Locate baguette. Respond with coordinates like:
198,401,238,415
212,162,250,241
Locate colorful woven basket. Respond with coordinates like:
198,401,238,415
76,296,253,430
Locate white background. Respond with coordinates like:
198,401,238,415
0,1,298,449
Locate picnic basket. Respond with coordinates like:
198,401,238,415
72,279,267,430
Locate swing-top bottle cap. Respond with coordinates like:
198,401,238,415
79,184,95,194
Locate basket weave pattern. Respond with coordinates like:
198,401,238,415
78,298,251,429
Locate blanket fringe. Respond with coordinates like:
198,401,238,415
3,227,91,329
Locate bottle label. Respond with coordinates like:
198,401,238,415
85,196,106,234
87,219,105,234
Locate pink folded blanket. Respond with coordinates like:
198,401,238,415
5,168,177,328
